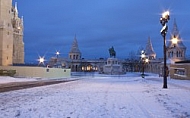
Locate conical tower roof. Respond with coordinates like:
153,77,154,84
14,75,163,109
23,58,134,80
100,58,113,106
167,19,186,49
70,35,81,53
145,37,156,56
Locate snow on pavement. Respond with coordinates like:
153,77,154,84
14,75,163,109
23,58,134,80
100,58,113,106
0,76,37,84
0,73,190,118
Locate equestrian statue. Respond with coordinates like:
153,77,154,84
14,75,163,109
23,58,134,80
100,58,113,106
109,46,116,58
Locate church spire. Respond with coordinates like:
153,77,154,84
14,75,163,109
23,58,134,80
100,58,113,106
145,37,156,60
15,2,18,14
70,35,80,53
69,35,81,60
171,18,180,38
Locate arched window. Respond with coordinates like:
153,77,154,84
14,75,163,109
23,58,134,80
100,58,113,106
76,65,78,71
73,55,75,59
76,55,78,59
171,52,173,57
72,65,75,70
181,51,183,57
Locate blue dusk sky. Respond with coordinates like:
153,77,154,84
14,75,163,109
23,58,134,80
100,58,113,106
13,0,190,63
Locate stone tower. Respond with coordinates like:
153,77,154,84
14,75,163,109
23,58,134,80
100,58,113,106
69,35,81,60
0,1,24,65
145,37,156,60
0,0,14,65
166,19,186,62
12,3,24,64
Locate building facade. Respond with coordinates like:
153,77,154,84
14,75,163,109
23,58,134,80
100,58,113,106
145,37,156,60
141,37,161,74
0,1,24,66
49,35,112,72
49,20,188,77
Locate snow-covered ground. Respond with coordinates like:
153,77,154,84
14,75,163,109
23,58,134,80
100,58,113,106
0,76,37,84
0,72,190,118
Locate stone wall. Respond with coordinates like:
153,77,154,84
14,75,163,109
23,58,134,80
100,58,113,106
170,64,190,80
0,66,71,78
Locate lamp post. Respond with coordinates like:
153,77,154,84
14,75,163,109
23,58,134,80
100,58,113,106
55,51,60,68
141,50,146,78
160,11,170,89
56,51,60,58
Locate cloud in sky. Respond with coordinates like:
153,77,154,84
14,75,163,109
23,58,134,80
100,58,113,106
13,0,190,62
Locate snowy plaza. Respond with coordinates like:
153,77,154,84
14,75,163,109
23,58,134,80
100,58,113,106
0,73,190,118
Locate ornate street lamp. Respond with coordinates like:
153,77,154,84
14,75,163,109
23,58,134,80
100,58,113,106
55,51,61,68
141,50,146,78
160,11,170,88
56,51,60,58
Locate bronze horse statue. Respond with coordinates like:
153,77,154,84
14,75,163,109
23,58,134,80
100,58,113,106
109,46,116,58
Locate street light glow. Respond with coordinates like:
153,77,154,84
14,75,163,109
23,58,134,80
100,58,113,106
162,11,169,19
39,57,44,63
56,51,60,55
141,54,145,58
38,56,45,64
172,37,178,44
145,58,149,63
141,50,146,58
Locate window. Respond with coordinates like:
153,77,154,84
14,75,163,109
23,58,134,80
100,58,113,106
174,68,186,76
76,55,78,59
171,52,173,57
181,51,183,57
73,55,75,59
108,61,110,64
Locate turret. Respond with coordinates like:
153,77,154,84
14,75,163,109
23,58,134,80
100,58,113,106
166,19,186,62
145,37,156,60
69,35,81,60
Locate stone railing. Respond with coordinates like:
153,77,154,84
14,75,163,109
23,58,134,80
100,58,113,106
0,70,16,77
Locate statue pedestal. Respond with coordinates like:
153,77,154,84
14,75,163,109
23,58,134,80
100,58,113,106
102,58,124,75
